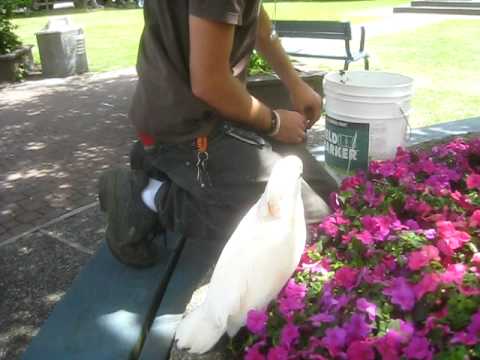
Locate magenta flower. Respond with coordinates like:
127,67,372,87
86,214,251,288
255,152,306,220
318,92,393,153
246,309,268,335
467,310,480,337
280,322,299,349
375,333,401,360
383,277,416,311
451,331,478,346
467,173,480,190
403,335,432,359
356,230,374,245
245,342,266,360
334,266,359,289
346,340,375,360
390,320,414,344
267,346,288,360
408,245,440,271
361,215,393,241
356,298,377,321
321,326,347,357
414,272,441,300
278,280,306,316
319,215,339,237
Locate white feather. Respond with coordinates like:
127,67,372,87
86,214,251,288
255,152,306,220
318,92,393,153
174,155,306,354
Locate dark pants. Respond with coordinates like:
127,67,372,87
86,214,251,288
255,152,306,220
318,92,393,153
131,123,338,244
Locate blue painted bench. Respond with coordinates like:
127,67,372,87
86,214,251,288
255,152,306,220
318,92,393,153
21,117,480,360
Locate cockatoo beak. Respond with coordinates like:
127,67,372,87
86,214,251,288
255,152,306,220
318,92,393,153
267,199,282,218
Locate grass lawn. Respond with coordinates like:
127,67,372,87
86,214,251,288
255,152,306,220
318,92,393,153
263,0,409,23
14,8,144,72
369,19,480,128
12,1,479,127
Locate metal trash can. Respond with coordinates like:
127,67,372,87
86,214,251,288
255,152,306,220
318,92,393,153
36,17,89,77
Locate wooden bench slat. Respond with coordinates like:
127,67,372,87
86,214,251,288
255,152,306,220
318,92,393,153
275,20,352,39
138,237,225,360
21,232,184,360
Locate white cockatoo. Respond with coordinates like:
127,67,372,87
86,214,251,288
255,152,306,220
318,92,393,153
174,155,306,354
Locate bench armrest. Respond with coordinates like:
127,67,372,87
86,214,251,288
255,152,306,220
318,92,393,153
359,26,366,52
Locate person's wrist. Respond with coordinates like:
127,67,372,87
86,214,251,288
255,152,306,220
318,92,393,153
266,110,281,137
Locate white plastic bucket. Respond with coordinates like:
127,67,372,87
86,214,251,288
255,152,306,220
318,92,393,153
323,71,414,175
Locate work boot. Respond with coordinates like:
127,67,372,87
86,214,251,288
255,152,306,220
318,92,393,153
98,168,160,268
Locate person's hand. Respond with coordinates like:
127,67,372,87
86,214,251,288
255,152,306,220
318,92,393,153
289,80,323,129
271,109,307,144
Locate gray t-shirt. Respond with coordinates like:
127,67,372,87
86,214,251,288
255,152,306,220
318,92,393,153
129,0,262,143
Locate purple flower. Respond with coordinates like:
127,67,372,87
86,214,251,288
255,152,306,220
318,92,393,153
346,340,375,360
383,277,416,311
356,298,377,321
321,326,346,357
267,346,288,360
280,322,299,349
390,319,414,344
403,335,432,359
247,309,268,335
467,310,480,337
310,312,335,326
345,314,371,342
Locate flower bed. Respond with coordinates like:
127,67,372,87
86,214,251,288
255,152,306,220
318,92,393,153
242,137,480,359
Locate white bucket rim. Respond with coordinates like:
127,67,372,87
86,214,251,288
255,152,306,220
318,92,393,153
324,71,414,90
325,93,412,103
326,109,410,121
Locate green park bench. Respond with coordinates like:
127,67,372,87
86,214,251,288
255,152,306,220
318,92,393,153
20,116,480,360
275,20,369,70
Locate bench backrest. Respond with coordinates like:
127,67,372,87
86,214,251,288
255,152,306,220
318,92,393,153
274,20,352,40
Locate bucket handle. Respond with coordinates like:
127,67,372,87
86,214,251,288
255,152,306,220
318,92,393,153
396,101,411,141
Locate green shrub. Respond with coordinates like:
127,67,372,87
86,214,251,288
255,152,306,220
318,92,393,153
248,50,272,76
0,0,29,55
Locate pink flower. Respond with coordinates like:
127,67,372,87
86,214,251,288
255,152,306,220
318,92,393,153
247,309,268,335
414,273,441,300
356,230,374,245
267,346,288,360
383,277,416,311
470,210,480,228
280,323,299,349
440,264,467,285
467,173,480,190
356,298,377,321
408,245,440,271
321,326,346,357
390,320,414,344
403,335,432,359
346,340,375,360
334,266,359,290
472,253,480,266
436,221,471,256
451,331,478,346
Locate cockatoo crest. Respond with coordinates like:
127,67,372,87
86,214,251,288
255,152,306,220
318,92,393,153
258,155,303,219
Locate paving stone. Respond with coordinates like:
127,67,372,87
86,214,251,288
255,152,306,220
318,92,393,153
41,205,106,255
0,231,92,360
15,212,42,225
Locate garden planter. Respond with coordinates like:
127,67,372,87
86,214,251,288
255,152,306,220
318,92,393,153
0,45,34,83
247,71,325,110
